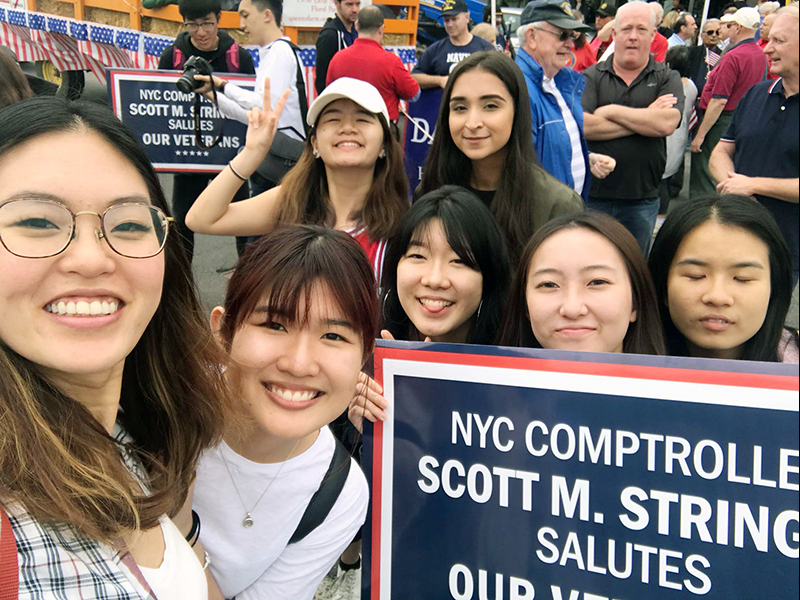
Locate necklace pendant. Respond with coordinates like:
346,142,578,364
243,513,254,528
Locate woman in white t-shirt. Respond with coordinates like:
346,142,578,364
192,225,376,600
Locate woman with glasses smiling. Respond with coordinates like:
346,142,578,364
0,96,228,599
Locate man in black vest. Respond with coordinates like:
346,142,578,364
159,0,255,261
315,0,360,95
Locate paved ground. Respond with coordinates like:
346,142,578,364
158,174,237,313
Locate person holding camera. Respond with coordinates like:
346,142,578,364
157,0,254,262
195,0,307,196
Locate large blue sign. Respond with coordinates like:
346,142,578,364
108,68,255,173
403,89,442,194
364,343,799,600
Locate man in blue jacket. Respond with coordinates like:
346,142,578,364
516,0,616,200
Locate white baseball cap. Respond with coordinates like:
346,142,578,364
306,78,391,128
726,6,761,29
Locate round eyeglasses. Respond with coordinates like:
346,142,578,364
0,199,173,259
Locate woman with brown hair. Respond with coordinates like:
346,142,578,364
417,50,584,263
0,48,33,109
499,211,666,355
187,77,409,281
192,225,377,599
0,97,227,598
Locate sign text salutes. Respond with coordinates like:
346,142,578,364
415,411,799,600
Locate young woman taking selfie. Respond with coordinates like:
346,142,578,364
0,97,226,598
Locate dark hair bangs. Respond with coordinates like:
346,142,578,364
221,226,379,359
381,186,511,344
412,214,479,272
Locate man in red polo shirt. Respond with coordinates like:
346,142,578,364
689,6,769,198
326,5,420,129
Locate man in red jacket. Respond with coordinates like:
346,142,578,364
326,5,420,132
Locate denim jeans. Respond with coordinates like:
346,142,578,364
586,197,661,256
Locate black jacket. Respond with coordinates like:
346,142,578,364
158,30,255,75
688,44,721,97
315,16,356,94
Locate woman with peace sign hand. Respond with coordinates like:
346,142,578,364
186,77,408,281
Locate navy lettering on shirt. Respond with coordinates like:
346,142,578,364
414,36,494,76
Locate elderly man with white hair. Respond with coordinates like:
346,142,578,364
515,0,617,199
648,1,669,61
710,4,800,284
688,18,723,95
581,0,684,254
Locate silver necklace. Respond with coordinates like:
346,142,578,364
220,439,300,528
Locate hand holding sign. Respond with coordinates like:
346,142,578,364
245,77,291,159
349,372,389,433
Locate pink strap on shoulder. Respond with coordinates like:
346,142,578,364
118,547,160,600
0,509,19,600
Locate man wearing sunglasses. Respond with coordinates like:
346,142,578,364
516,0,616,201
688,18,722,95
158,0,255,262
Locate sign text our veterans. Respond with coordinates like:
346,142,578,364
364,343,799,600
108,68,254,173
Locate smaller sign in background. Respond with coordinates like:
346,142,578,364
108,68,255,173
403,88,442,195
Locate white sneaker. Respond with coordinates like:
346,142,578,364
313,563,339,600
325,563,361,600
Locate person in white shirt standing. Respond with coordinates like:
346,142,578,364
195,0,306,191
192,225,374,600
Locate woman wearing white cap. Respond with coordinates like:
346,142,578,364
186,77,408,282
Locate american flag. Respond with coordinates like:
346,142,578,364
0,21,47,62
31,26,107,82
70,21,132,82
142,34,172,69
0,8,416,89
706,48,721,68
116,29,144,68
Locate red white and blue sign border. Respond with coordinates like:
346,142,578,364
366,341,799,600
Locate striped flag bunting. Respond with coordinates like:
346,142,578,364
0,7,416,93
0,21,47,61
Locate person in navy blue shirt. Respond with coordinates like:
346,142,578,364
412,0,493,89
710,5,799,284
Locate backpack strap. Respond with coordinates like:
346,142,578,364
172,46,185,70
274,39,310,138
225,42,240,73
0,509,19,600
288,437,351,545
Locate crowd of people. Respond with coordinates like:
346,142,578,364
0,0,798,599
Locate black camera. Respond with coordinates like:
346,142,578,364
176,56,213,93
